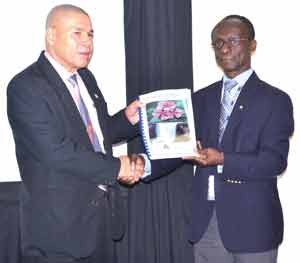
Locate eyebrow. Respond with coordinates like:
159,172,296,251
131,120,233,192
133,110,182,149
72,26,94,33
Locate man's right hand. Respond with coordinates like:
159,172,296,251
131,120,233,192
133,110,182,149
117,155,145,185
183,140,224,166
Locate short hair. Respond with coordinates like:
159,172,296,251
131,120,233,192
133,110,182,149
211,15,255,41
46,4,89,29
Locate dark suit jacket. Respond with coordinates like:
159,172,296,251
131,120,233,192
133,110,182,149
149,72,294,253
7,52,138,258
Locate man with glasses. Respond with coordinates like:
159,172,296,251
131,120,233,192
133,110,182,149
148,14,294,263
184,15,294,263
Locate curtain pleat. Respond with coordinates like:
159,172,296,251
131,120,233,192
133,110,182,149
0,182,21,263
118,1,195,262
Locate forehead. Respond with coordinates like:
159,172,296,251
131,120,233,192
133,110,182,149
55,10,93,30
213,20,248,38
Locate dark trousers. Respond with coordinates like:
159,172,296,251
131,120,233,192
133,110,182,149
22,189,115,263
0,200,21,263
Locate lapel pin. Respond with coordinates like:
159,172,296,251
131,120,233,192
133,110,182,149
239,105,244,110
94,93,99,99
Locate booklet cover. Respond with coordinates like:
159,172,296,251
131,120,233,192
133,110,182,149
139,89,197,160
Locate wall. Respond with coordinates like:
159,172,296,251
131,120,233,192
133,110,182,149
0,1,127,182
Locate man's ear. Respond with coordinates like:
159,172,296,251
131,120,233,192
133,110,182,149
46,27,56,46
250,39,257,53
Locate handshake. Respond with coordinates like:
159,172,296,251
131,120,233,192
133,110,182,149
117,154,146,185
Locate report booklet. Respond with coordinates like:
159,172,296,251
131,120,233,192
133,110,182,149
139,89,197,160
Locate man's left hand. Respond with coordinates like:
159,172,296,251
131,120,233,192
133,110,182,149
183,146,224,166
125,100,143,125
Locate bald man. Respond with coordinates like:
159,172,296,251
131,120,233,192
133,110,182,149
7,4,144,263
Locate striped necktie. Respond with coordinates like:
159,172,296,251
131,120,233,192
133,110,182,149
218,79,237,143
68,74,102,152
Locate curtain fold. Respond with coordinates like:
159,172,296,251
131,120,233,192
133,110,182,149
118,1,194,262
0,182,21,263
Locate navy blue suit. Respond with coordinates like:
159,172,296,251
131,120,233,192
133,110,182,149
150,72,294,253
7,52,137,261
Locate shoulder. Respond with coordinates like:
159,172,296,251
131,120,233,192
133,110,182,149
250,76,294,130
256,77,293,108
192,81,221,100
7,53,58,103
7,60,42,95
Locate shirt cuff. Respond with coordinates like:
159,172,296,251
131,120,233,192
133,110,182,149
139,153,151,178
217,164,223,174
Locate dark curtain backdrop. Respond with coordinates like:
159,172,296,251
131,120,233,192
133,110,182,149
118,1,194,263
0,182,21,263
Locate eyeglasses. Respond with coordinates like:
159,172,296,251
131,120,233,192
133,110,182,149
212,37,249,50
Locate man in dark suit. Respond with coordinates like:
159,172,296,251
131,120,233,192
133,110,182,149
7,4,144,263
184,15,294,263
147,14,294,263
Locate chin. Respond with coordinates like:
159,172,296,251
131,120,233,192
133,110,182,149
76,60,90,69
222,64,238,73
218,61,234,70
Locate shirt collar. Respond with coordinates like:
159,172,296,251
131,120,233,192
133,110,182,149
223,68,253,88
44,51,78,82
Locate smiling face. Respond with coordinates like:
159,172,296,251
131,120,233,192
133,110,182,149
212,19,256,78
46,10,94,72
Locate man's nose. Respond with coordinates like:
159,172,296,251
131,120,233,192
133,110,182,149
219,42,231,53
80,32,93,43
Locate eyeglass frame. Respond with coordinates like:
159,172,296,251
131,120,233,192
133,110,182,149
211,37,250,50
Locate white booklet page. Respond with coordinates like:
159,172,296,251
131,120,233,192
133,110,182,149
139,89,197,160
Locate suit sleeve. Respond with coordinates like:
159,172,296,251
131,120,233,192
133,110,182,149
7,77,120,186
81,68,139,145
108,109,139,144
223,92,294,181
141,158,184,182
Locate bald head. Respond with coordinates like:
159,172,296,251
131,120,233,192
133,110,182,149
45,4,94,72
46,4,89,29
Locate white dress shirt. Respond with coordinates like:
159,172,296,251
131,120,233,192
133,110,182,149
207,68,254,201
44,52,105,153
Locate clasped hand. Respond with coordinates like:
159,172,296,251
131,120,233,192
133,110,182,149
118,154,145,185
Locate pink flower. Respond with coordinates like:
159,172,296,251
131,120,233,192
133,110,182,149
174,108,184,118
152,101,184,121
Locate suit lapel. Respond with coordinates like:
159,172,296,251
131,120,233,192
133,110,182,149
79,69,111,154
220,72,260,148
36,52,92,148
205,82,222,148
